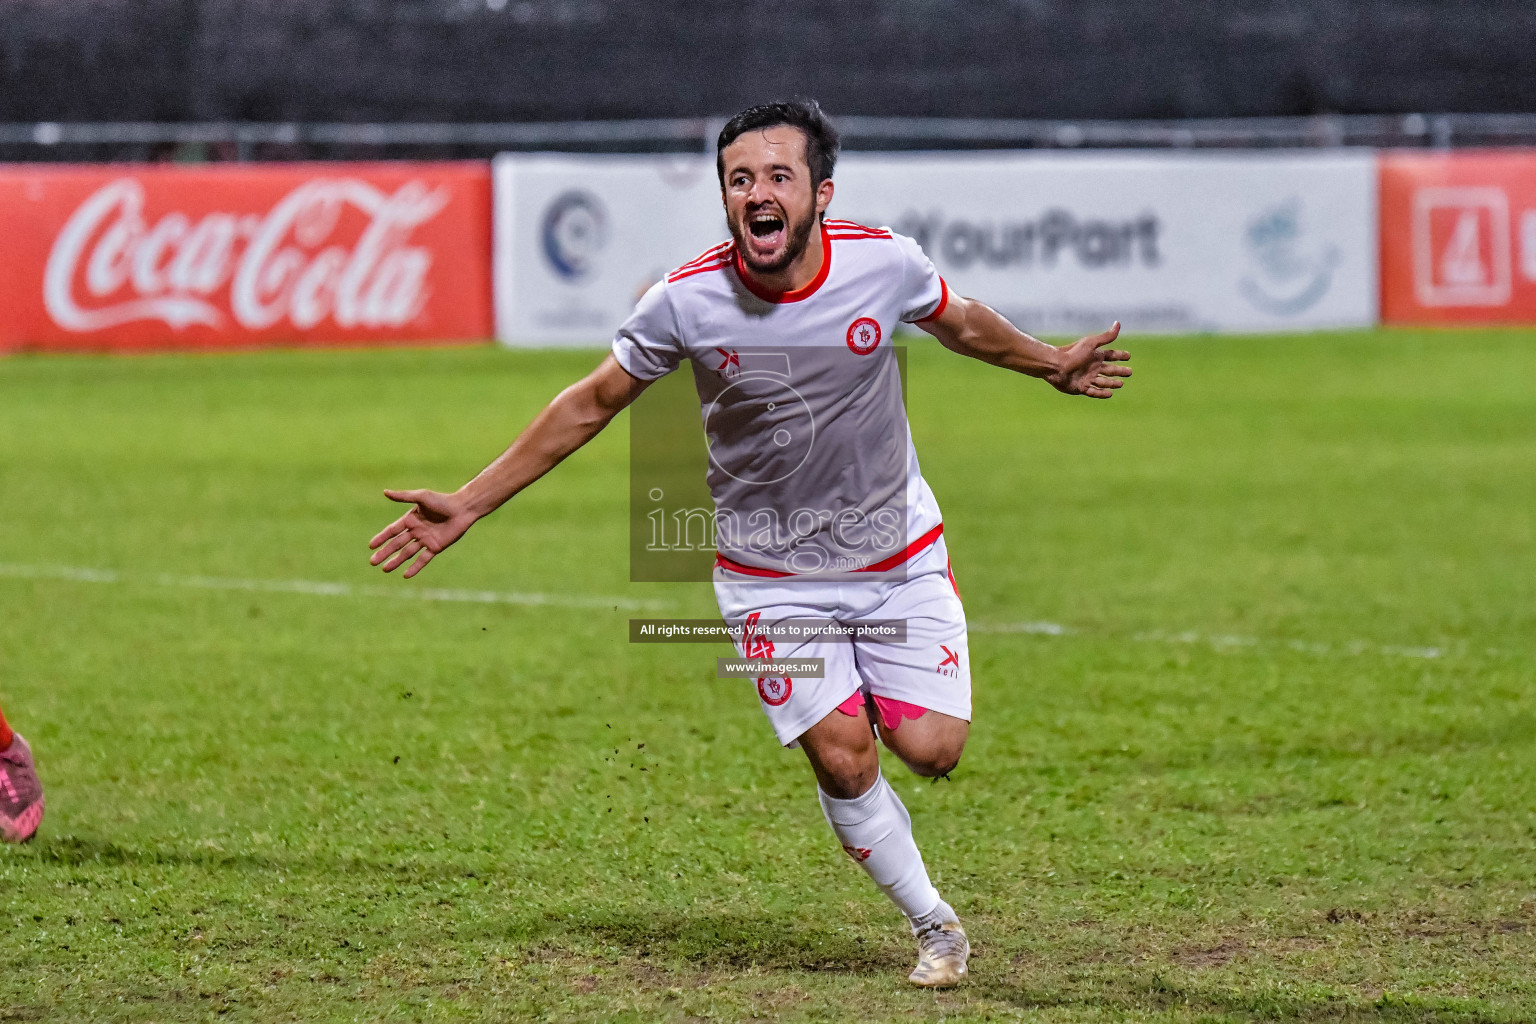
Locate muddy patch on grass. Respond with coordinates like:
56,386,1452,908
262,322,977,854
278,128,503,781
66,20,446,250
1385,912,1535,941
1325,907,1371,924
1170,938,1245,968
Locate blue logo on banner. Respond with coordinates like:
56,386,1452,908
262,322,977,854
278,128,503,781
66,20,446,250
1238,198,1339,316
541,190,608,280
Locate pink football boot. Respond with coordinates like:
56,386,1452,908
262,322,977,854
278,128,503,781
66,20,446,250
0,734,45,843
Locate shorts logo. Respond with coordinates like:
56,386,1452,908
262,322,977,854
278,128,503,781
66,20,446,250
845,316,882,355
937,645,961,677
745,612,791,705
757,676,793,706
842,844,872,862
742,611,775,659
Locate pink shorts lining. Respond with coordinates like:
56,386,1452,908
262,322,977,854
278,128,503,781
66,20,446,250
835,691,929,730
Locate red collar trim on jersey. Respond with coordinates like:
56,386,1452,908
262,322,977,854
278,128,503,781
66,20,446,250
732,221,833,304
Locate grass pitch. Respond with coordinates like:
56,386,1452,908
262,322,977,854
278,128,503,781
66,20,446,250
0,328,1533,1022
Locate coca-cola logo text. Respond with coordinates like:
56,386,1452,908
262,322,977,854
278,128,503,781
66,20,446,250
44,178,450,333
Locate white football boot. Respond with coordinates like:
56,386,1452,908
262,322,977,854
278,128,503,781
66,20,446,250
909,920,969,987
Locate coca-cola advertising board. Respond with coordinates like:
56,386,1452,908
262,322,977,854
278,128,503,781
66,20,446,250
1380,150,1536,324
0,163,492,352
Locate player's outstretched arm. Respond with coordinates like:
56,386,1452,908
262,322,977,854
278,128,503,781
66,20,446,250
918,293,1131,399
368,354,651,578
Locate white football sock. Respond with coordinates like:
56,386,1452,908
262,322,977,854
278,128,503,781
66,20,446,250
818,772,949,928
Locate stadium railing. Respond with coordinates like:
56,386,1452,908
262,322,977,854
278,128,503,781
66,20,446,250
4,113,1536,162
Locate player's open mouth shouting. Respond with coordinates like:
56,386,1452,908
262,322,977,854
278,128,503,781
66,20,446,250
735,192,816,273
748,206,786,247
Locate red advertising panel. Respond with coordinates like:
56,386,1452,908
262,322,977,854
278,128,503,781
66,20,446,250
0,163,492,352
1380,150,1536,324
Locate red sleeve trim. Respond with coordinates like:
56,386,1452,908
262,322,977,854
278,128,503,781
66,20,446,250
667,259,732,283
912,278,950,324
671,239,734,275
827,232,892,241
824,219,890,235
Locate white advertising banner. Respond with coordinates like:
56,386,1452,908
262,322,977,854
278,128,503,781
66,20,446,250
493,153,721,346
493,150,1377,345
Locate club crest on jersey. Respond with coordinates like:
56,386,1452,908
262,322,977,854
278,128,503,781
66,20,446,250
937,645,962,677
845,316,882,355
757,675,793,706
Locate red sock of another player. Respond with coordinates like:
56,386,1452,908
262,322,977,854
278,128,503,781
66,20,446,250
0,704,13,751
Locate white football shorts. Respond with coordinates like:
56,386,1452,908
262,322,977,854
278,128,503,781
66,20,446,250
713,533,972,746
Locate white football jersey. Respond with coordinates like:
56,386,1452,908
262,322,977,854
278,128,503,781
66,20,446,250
612,218,950,578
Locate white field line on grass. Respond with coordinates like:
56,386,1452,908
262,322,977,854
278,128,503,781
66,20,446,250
0,562,1484,659
0,562,668,612
973,620,1463,660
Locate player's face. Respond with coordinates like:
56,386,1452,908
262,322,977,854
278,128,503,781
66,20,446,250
721,128,831,275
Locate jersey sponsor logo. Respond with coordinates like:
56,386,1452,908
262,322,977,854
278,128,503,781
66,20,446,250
845,316,882,355
714,347,741,377
842,844,873,862
937,645,962,677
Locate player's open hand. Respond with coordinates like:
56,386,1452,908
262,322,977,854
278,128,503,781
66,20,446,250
1046,322,1132,399
368,489,477,578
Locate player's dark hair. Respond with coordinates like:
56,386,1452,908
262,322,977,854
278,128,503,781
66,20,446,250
716,99,840,187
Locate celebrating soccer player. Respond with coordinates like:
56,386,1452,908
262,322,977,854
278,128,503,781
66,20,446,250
369,99,1130,987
